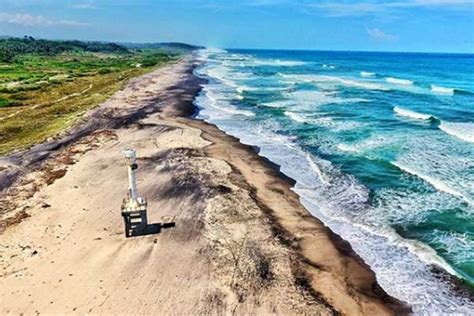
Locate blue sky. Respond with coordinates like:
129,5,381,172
0,0,473,53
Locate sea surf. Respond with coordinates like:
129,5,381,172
194,49,474,314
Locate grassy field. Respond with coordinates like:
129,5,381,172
0,49,178,154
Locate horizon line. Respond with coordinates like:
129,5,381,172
224,47,474,56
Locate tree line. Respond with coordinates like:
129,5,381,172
0,36,129,62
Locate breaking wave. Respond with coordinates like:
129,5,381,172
360,71,375,77
253,59,307,66
386,77,414,86
392,162,472,205
279,74,390,91
198,88,255,117
392,106,474,143
284,111,309,123
431,85,454,95
439,121,474,143
393,106,436,121
429,85,472,96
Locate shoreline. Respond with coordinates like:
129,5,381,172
1,54,410,314
193,50,474,310
181,116,411,313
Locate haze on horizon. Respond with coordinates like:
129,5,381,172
0,0,473,53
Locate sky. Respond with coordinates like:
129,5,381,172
0,0,473,53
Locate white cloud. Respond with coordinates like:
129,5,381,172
310,0,473,17
58,19,89,26
0,13,88,27
249,0,290,5
313,2,383,17
397,0,473,6
367,27,399,40
71,0,96,9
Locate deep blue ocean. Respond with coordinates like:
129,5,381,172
194,49,474,313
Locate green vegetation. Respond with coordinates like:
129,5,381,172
122,42,204,54
0,36,129,63
0,37,182,154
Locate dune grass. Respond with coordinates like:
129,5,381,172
0,51,177,155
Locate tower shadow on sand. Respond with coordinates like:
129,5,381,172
126,221,176,238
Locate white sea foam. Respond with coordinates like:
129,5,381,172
336,77,389,90
439,121,474,143
202,88,255,117
284,111,308,123
322,64,336,69
220,53,251,62
204,66,240,89
337,136,390,154
393,135,474,209
393,106,434,121
203,47,227,54
376,226,460,277
431,85,454,95
386,77,414,86
392,161,472,205
253,59,307,66
286,90,346,107
360,71,375,77
249,86,289,93
306,154,330,185
280,74,390,91
282,90,338,109
260,100,293,108
196,48,228,62
297,191,473,314
217,107,255,117
202,64,262,97
430,231,474,264
372,187,464,225
337,143,359,152
284,111,360,132
235,85,258,93
222,69,252,80
316,117,364,131
284,110,324,126
327,195,463,278
284,111,364,131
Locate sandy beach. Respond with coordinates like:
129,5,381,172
0,55,410,315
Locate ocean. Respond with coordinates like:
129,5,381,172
194,49,474,313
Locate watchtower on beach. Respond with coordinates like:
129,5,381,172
121,148,148,237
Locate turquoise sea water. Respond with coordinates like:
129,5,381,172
194,49,474,313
